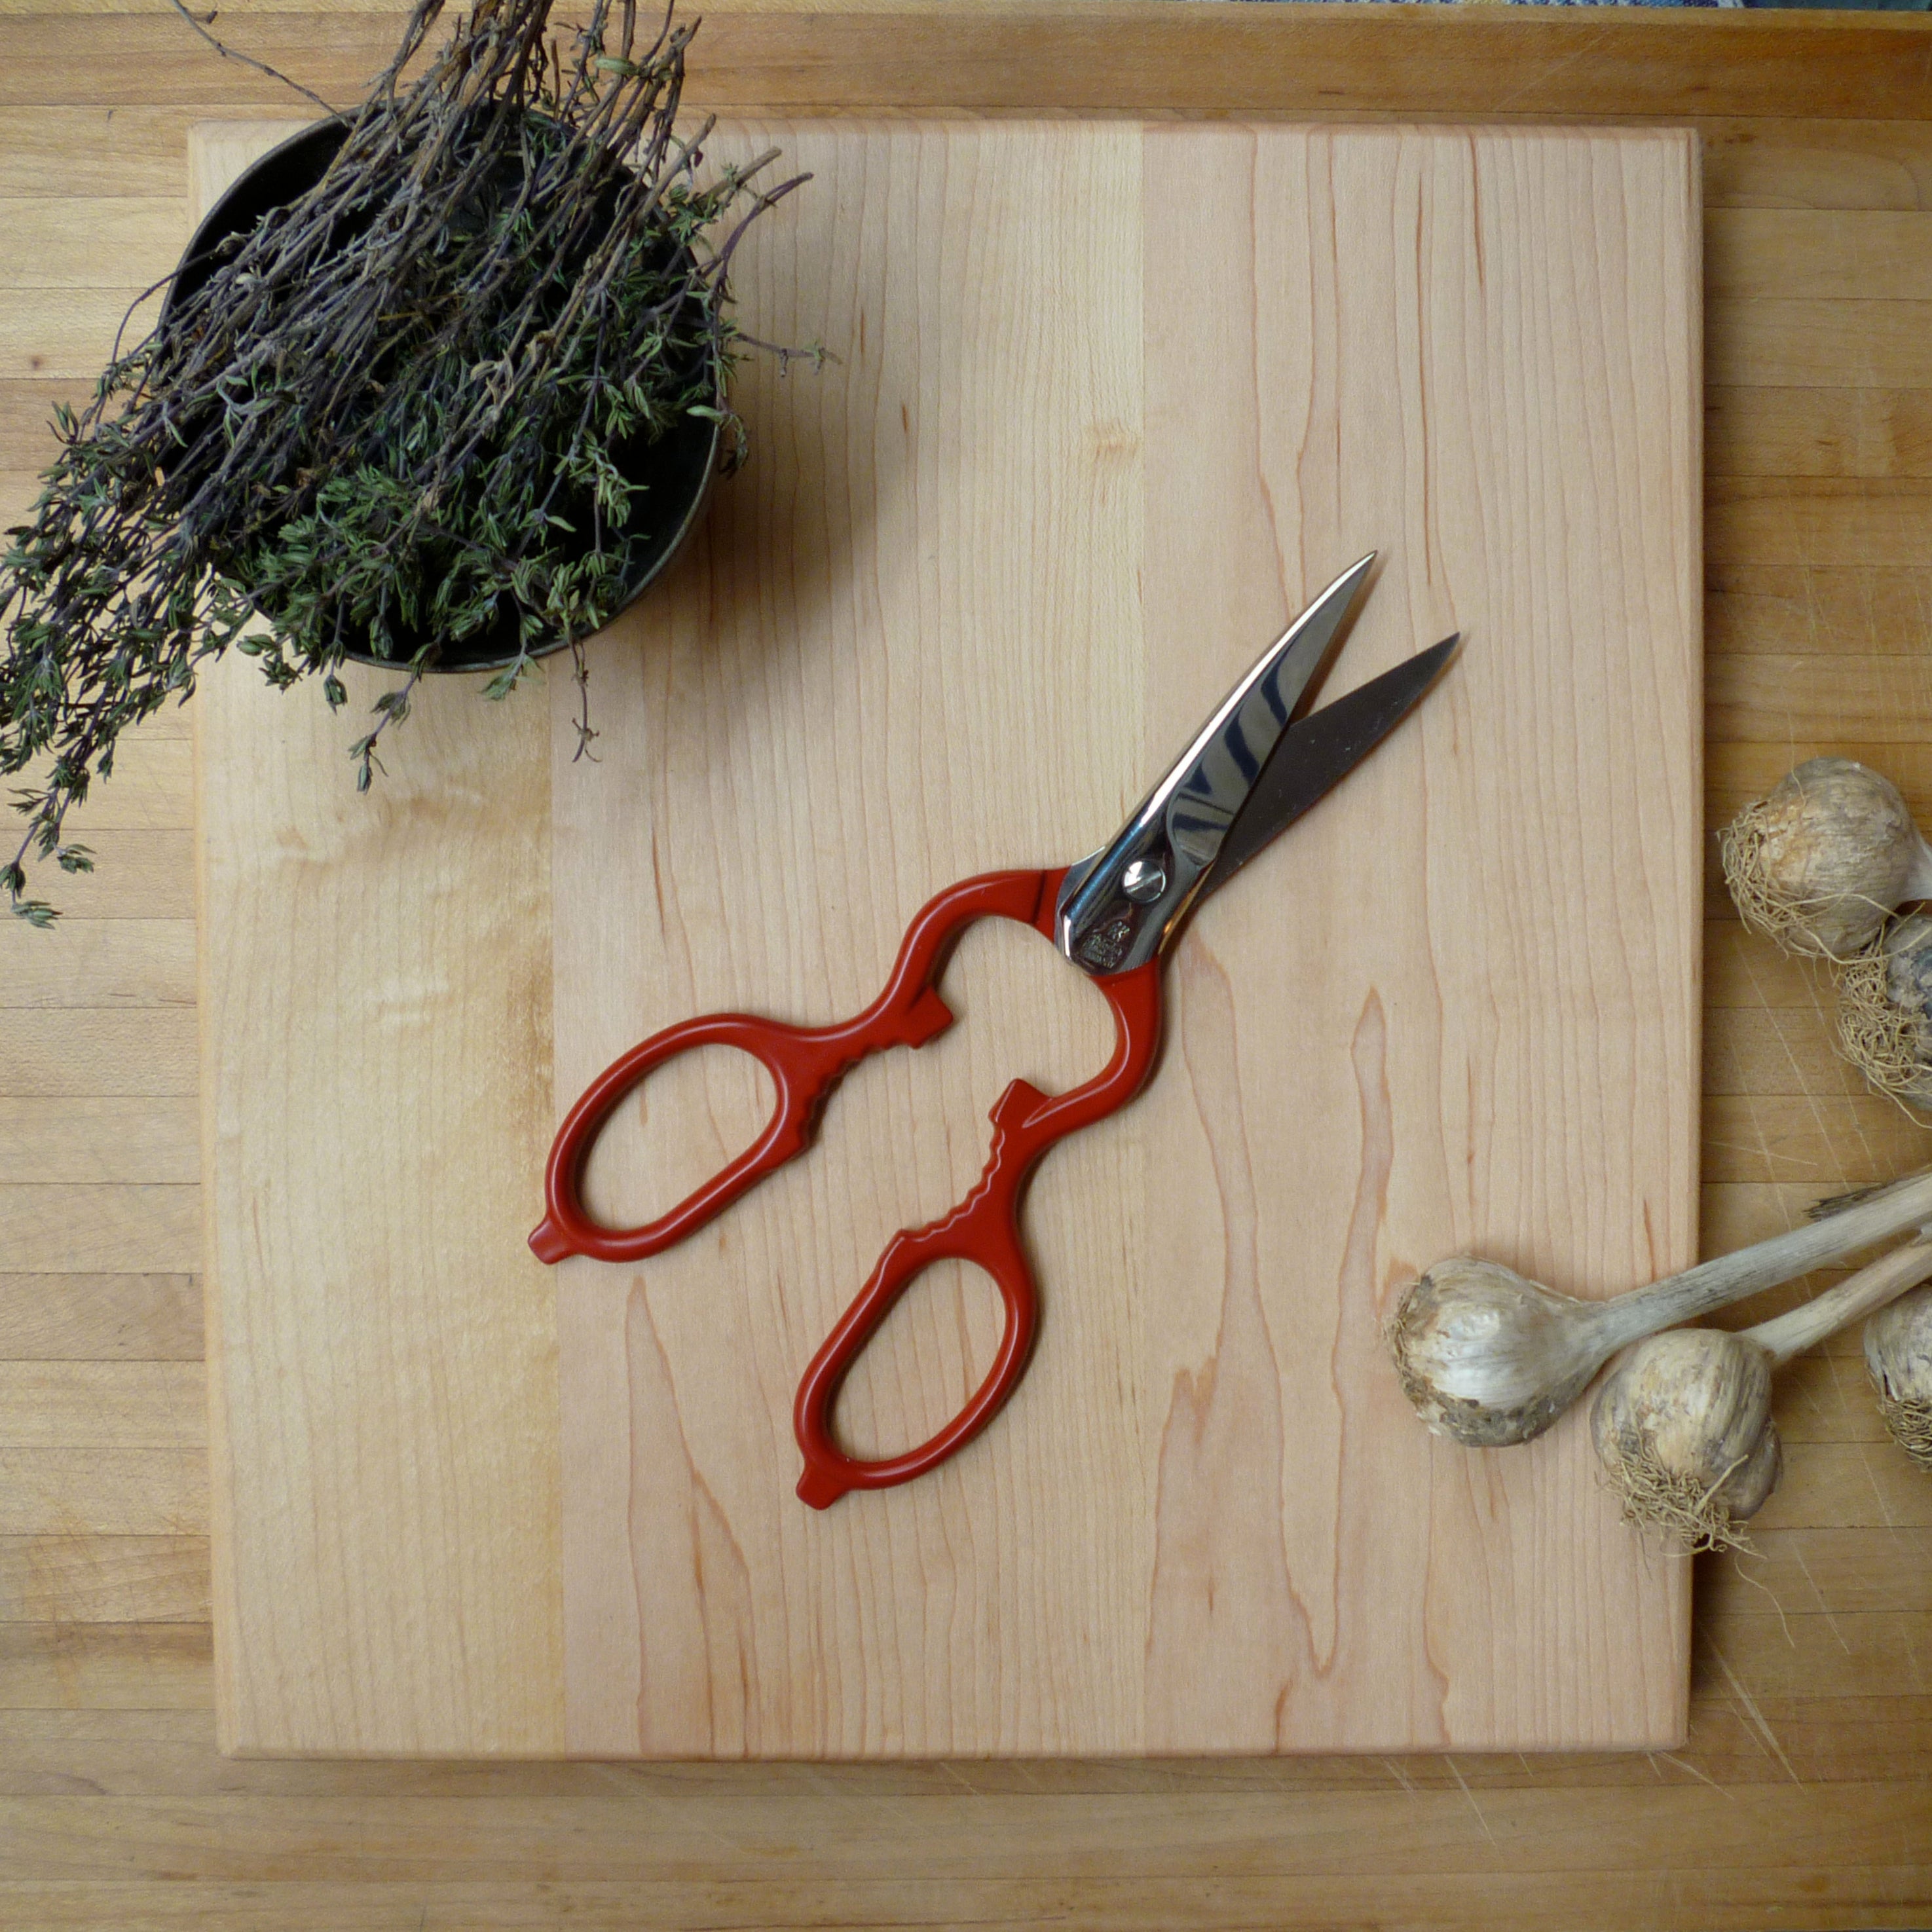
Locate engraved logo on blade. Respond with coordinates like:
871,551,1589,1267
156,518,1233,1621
1076,910,1136,974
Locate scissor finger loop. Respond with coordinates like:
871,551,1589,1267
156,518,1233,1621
529,869,1069,1267
529,1012,861,1265
793,1106,1042,1510
794,959,1165,1508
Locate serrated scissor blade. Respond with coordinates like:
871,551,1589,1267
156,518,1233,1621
1199,633,1459,896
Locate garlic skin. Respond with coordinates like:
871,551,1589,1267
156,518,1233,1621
1837,912,1932,1111
1866,1282,1932,1471
1590,1330,1782,1552
1388,1259,1603,1447
1720,757,1932,960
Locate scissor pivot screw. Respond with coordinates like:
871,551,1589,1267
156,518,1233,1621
1121,859,1167,904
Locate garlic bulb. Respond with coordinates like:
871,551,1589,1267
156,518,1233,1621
1593,1234,1932,1551
1388,1164,1932,1448
1388,1259,1605,1447
1837,912,1932,1110
1720,757,1932,960
1591,1331,1781,1549
1865,1282,1932,1471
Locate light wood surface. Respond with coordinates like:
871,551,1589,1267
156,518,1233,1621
192,116,1705,1757
2,0,1931,1920
190,123,567,1756
547,119,1700,1758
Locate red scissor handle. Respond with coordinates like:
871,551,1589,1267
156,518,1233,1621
530,868,1071,1265
793,956,1162,1509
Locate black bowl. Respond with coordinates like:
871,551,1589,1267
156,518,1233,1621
164,116,721,673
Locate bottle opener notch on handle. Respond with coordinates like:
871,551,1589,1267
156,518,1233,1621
530,869,1067,1267
792,956,1163,1508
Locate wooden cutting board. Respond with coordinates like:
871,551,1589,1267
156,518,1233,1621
197,117,1703,1758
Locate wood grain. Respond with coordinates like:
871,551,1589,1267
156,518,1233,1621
0,197,183,288
0,1624,210,1709
0,1011,195,1096
0,1363,201,1447
540,120,1701,1758
7,5,1931,121
0,926,196,1010
196,622,566,1748
3,5,1930,1923
1707,210,1932,302
0,1449,206,1536
194,115,563,1761
4,1185,200,1275
1,1872,1931,1932
1711,303,1932,392
0,1100,198,1182
0,1276,201,1363
1700,117,1932,211
0,1538,210,1623
0,1778,1928,1881
1706,566,1932,649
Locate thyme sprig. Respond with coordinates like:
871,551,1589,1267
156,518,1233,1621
1,0,807,924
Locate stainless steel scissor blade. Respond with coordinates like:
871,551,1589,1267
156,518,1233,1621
1055,553,1378,976
1202,631,1459,895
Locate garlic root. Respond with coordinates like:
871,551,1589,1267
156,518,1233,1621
1837,912,1932,1113
1865,1282,1932,1471
1720,757,1932,961
1593,1234,1932,1552
1388,1164,1932,1448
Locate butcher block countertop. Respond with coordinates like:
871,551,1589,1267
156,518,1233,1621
3,0,1932,1923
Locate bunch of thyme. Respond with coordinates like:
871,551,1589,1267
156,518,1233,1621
1,0,805,925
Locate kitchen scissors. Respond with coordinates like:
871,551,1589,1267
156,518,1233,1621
530,555,1458,1508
